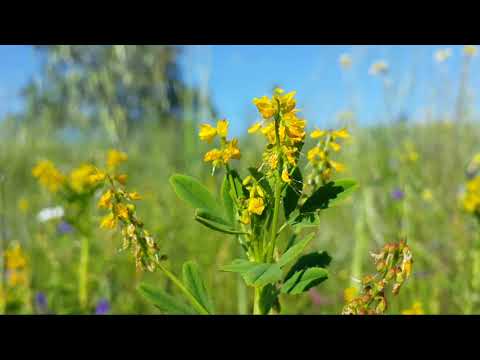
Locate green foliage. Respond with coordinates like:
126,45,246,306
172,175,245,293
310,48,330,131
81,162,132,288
138,283,195,315
182,261,215,314
221,260,283,287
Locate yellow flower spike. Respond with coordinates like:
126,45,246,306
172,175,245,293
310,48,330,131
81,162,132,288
311,129,326,139
248,197,265,215
330,160,346,173
331,128,350,139
204,149,223,163
278,91,297,114
32,160,65,193
281,168,292,183
115,203,130,221
329,142,341,152
100,213,117,229
69,163,97,193
107,149,128,170
98,189,114,209
253,96,278,119
198,123,218,143
216,119,229,138
222,139,241,163
248,122,262,134
128,192,142,200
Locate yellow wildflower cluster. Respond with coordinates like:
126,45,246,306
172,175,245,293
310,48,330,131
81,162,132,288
461,175,480,215
107,149,128,170
464,45,477,57
249,88,306,182
97,174,162,272
402,301,424,315
239,176,267,224
306,128,349,186
68,163,100,193
343,240,413,315
4,244,28,287
32,160,65,193
199,119,241,170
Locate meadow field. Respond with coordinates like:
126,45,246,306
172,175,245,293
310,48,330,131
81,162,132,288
1,45,479,314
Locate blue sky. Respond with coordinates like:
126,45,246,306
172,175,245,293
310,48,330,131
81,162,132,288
1,45,478,135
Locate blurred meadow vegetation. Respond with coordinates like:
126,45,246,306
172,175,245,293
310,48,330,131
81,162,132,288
1,45,480,314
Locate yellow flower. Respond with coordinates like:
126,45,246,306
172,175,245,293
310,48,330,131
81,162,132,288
89,171,106,184
18,197,29,213
5,244,27,270
100,213,117,229
107,149,128,170
267,153,279,170
281,168,292,183
216,119,229,138
402,301,424,315
464,45,477,57
8,270,27,287
253,96,278,119
275,91,297,114
199,123,218,143
248,197,265,215
115,174,128,185
331,128,350,139
248,122,262,134
422,189,433,202
115,203,130,221
204,149,223,163
32,160,65,193
307,147,325,164
240,210,251,225
222,139,241,163
330,160,346,173
311,129,326,139
329,141,341,152
128,192,142,200
69,163,97,193
344,287,358,303
339,53,352,69
98,189,114,209
369,60,389,76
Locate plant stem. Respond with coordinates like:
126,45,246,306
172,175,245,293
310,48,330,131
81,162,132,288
78,236,89,311
158,262,210,315
253,286,262,315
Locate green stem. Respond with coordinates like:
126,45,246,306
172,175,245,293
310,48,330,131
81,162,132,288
158,263,210,315
78,236,89,311
253,286,262,315
269,180,282,262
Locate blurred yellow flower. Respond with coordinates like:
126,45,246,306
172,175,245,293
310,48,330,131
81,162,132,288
100,213,117,229
311,129,326,139
253,96,278,119
18,197,29,213
422,189,433,202
281,168,292,183
339,53,352,69
32,160,65,193
69,163,97,193
248,122,262,134
369,60,389,76
222,139,241,163
107,149,128,170
344,287,358,303
128,192,142,200
464,45,477,57
330,160,346,173
216,119,229,138
115,203,130,221
98,189,114,209
402,301,424,315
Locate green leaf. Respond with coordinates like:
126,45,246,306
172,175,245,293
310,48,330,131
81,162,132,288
285,251,332,280
287,209,321,229
221,175,235,224
259,284,279,315
301,179,358,213
277,233,315,268
182,261,215,314
221,260,283,287
229,169,247,199
170,174,223,217
283,167,303,219
281,267,329,295
138,283,196,315
195,208,247,235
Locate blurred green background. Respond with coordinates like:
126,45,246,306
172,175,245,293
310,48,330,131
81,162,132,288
1,45,480,314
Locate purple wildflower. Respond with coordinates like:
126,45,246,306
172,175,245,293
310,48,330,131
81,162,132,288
391,188,404,200
95,299,110,315
35,292,48,314
57,221,73,234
